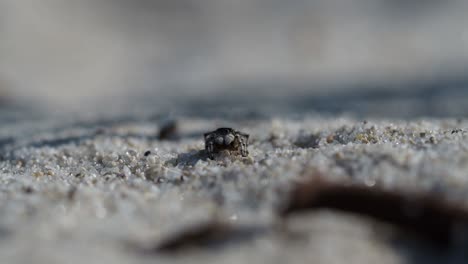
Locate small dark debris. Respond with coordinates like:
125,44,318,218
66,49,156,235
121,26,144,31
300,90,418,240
144,150,151,157
281,176,468,247
158,120,179,140
94,127,107,135
294,133,320,149
22,186,34,194
419,132,426,138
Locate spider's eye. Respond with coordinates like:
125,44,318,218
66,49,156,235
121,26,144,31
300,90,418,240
215,136,224,145
224,134,235,145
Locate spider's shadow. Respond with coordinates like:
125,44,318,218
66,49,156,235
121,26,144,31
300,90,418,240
171,150,209,167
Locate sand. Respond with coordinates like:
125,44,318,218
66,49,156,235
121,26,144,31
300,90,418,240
0,107,467,264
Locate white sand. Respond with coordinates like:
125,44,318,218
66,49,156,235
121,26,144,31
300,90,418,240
1,112,467,263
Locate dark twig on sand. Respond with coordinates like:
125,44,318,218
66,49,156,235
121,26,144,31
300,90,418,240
281,176,468,246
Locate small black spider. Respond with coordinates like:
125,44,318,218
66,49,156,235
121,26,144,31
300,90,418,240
204,128,249,159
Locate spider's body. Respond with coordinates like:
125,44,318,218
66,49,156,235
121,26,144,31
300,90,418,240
204,128,249,159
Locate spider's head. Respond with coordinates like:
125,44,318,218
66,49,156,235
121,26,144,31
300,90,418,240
205,128,236,146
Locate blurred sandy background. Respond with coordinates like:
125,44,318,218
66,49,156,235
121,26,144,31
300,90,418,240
1,0,468,115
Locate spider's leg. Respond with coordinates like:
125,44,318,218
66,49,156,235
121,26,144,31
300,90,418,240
243,134,249,156
242,142,249,157
206,141,215,159
235,134,242,155
237,134,249,157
